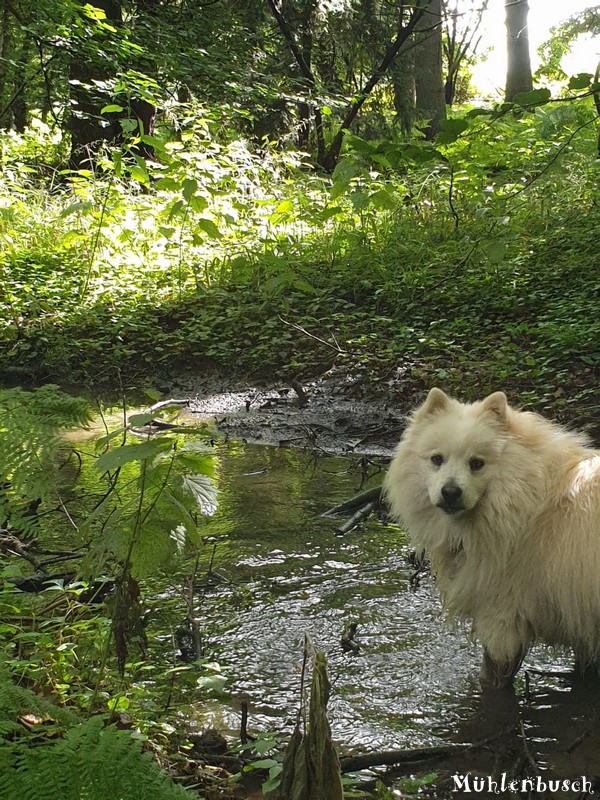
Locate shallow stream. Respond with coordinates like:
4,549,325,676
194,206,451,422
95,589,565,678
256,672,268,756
59,429,600,794
152,441,600,783
181,443,479,750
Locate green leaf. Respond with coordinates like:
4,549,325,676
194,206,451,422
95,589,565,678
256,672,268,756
436,117,470,144
59,201,94,218
181,474,218,516
330,181,349,200
403,145,442,164
127,413,156,427
345,135,377,157
512,88,552,107
130,164,149,185
249,759,279,770
190,195,208,213
332,159,358,184
95,440,168,472
483,241,507,264
197,673,227,691
568,73,593,90
350,190,369,211
370,188,396,211
319,206,344,220
182,178,197,201
101,104,124,114
196,218,222,239
156,177,181,192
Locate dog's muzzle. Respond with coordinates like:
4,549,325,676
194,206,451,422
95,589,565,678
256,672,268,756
438,482,464,514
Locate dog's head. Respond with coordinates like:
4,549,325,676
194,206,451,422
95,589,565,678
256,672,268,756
410,388,509,515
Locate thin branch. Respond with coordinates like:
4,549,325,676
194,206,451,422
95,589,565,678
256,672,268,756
278,315,347,353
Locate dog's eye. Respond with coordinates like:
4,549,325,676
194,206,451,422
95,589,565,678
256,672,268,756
469,457,485,471
431,454,444,467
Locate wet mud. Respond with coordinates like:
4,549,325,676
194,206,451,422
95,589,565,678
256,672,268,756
174,368,409,455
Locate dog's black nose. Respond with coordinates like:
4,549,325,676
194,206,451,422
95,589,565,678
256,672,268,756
441,483,463,504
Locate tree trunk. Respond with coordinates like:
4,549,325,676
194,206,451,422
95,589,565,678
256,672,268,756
0,4,15,130
413,0,446,140
69,0,124,168
504,0,532,101
69,0,156,169
391,48,415,136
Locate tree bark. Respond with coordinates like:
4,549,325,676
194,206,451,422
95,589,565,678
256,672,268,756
391,47,415,136
504,0,532,101
413,0,446,140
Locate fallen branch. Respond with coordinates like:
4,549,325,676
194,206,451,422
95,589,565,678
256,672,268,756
322,487,383,518
340,727,518,774
147,399,189,413
340,743,472,773
278,316,347,354
336,501,377,536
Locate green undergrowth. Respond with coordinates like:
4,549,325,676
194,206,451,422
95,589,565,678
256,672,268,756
1,107,599,422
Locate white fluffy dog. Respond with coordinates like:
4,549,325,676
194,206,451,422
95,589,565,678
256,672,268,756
383,388,600,689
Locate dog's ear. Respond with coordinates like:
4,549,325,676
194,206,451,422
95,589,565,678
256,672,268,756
418,387,450,416
480,391,508,423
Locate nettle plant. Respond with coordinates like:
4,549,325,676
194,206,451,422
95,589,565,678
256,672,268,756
0,386,218,673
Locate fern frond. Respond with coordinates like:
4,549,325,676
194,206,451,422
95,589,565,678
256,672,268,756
0,716,194,800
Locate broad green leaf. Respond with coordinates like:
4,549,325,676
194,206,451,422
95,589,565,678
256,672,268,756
130,164,149,185
484,241,507,263
94,428,126,452
196,218,222,239
371,188,397,211
568,73,593,90
101,104,124,114
170,524,187,552
350,190,369,211
275,199,294,214
181,474,218,516
403,145,442,164
332,159,358,184
127,413,155,427
182,178,197,201
59,201,93,218
95,440,168,472
512,88,552,107
330,181,349,200
345,135,377,156
190,194,208,213
156,177,181,191
436,117,469,144
319,206,343,220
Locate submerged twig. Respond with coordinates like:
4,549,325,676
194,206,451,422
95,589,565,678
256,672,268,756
336,501,377,536
340,743,472,773
322,486,383,518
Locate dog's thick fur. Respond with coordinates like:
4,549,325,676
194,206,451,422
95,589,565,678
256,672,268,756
383,388,600,688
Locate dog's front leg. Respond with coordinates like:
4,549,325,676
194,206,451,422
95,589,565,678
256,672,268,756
479,647,526,690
